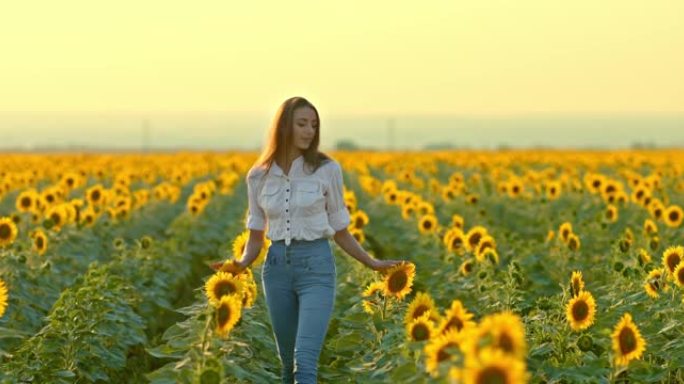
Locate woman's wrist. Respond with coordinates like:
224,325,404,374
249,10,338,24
237,258,249,269
364,253,377,268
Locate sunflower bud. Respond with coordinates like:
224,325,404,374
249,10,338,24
43,219,54,230
649,236,660,251
140,235,153,249
113,237,126,251
578,334,593,352
619,239,631,253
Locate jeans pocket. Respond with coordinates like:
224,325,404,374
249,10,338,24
305,254,335,274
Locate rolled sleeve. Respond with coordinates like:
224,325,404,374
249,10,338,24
246,171,266,230
326,162,351,231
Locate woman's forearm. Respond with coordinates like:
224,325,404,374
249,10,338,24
332,229,375,267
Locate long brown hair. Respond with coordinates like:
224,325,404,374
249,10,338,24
255,96,331,176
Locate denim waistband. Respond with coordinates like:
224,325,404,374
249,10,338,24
271,238,328,245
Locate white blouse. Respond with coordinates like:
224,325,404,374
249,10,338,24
245,154,351,245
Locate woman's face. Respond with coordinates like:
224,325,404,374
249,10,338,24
291,107,318,152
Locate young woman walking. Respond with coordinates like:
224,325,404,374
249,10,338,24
217,96,405,383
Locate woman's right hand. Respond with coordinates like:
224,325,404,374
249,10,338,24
211,259,248,275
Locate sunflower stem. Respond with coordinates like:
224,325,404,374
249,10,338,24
381,295,387,321
198,308,213,372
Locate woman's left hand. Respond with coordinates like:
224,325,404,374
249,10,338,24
369,259,405,272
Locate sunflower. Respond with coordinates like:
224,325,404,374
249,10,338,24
406,312,436,342
631,186,650,204
240,279,257,308
438,299,476,335
570,271,585,297
15,189,38,212
637,248,652,267
545,230,555,242
449,172,464,185
445,229,466,254
506,178,524,198
462,347,529,384
215,295,242,338
32,229,48,256
361,300,375,315
363,281,385,297
604,204,618,223
672,261,684,288
643,219,658,235
480,249,500,265
350,210,369,230
473,311,527,359
448,366,463,384
86,184,106,206
460,259,475,276
475,235,497,262
647,199,664,220
442,185,457,201
0,278,8,318
466,194,479,204
545,180,562,200
384,189,399,205
232,231,249,260
451,214,464,230
497,181,508,195
401,204,416,220
204,271,245,307
566,291,596,331
405,292,441,325
558,222,573,243
41,187,59,206
465,226,488,252
344,190,358,211
663,205,683,228
0,217,18,248
80,208,98,227
662,245,683,276
650,235,660,252
644,268,666,299
45,205,67,231
350,227,365,244
567,233,581,251
611,313,646,367
443,228,458,247
382,262,416,300
584,173,604,194
418,214,438,234
424,329,463,377
417,201,435,216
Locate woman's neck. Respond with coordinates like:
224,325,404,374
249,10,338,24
278,149,303,176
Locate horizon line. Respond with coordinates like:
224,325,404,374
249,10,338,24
1,110,684,119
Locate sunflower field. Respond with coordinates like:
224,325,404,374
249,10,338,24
1,149,683,383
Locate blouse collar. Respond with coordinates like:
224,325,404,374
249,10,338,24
269,154,304,177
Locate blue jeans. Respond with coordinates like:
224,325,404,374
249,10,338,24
261,238,336,384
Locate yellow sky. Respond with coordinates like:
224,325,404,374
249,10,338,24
1,0,682,117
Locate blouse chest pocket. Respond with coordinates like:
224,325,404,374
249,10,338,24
258,181,282,215
295,181,323,209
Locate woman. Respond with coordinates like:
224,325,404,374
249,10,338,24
216,96,405,383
